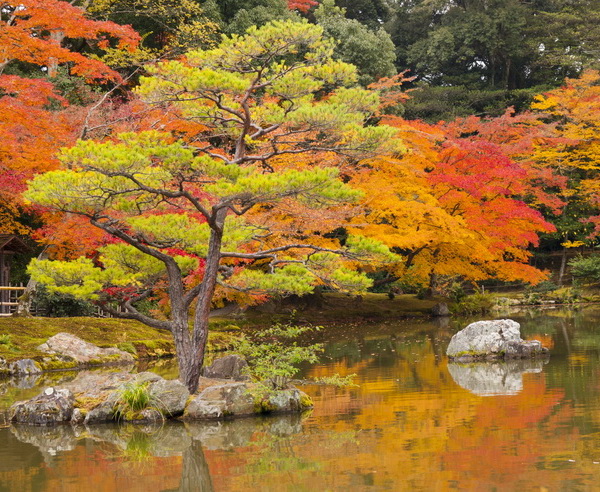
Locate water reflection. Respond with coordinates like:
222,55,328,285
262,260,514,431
2,415,306,492
447,359,548,396
3,310,600,490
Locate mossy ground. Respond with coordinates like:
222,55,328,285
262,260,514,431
0,293,445,363
0,316,243,362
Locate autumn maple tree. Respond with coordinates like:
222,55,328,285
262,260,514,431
0,0,139,235
531,70,600,244
350,111,560,293
25,21,397,392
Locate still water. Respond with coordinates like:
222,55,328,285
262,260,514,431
2,307,600,491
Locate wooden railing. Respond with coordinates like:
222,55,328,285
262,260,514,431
0,284,26,316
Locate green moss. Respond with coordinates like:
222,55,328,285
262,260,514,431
87,354,123,366
74,395,105,412
37,357,78,371
0,317,173,362
254,398,276,414
116,342,137,356
299,393,313,409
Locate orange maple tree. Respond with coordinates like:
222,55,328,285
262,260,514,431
350,111,561,291
0,0,138,236
531,70,600,242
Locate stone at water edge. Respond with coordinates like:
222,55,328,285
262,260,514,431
10,388,74,425
147,377,190,417
185,383,256,420
8,359,41,375
446,319,548,362
202,354,249,381
184,382,314,420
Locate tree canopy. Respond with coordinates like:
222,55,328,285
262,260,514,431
25,20,397,391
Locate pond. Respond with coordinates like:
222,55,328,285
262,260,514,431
2,307,600,491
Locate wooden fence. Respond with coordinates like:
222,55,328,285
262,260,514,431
0,284,26,316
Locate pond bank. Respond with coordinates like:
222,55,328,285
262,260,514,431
0,316,242,367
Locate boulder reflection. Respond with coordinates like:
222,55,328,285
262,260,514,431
447,359,548,396
8,414,306,491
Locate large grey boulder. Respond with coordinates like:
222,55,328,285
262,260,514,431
202,354,249,381
447,359,547,396
184,381,313,420
10,387,74,425
37,333,134,366
446,319,548,362
185,382,255,420
148,377,190,417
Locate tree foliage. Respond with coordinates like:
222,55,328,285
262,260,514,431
0,0,139,234
25,21,397,392
315,0,396,86
349,110,561,291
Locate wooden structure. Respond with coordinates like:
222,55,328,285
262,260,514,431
0,235,31,315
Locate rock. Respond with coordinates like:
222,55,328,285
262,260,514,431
431,302,450,317
147,377,190,417
37,333,134,366
84,400,115,425
185,382,255,420
70,408,85,425
202,355,249,381
62,370,135,397
138,408,164,423
133,371,163,385
446,319,548,361
10,388,74,425
261,388,313,413
447,359,547,396
184,382,313,420
8,359,42,376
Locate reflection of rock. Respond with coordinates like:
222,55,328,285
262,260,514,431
37,333,134,366
186,413,304,450
13,374,42,389
10,423,79,455
431,303,450,317
447,359,547,396
447,319,549,362
9,414,304,455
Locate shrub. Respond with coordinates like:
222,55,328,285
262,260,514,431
32,285,95,317
528,280,559,294
113,381,158,420
0,334,19,352
235,323,324,390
